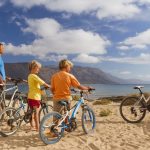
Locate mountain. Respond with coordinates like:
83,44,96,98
4,62,149,84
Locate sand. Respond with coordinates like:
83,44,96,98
1,101,150,150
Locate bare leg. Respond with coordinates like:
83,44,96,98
30,112,35,129
33,106,41,131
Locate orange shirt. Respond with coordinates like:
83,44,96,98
51,71,80,101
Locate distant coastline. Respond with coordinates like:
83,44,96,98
5,62,150,85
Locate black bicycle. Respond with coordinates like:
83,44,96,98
120,86,150,123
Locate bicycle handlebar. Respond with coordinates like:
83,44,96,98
40,86,50,91
71,88,95,93
8,78,28,84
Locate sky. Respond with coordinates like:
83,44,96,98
1,0,150,81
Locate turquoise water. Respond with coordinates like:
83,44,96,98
6,84,150,99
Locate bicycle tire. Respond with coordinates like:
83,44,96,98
39,111,64,144
0,107,21,136
39,104,53,122
82,105,96,134
0,99,5,112
120,97,146,123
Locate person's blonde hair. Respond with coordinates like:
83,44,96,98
59,59,73,70
28,60,42,71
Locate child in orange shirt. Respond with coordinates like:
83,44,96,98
51,59,91,114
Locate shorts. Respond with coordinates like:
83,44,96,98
28,99,41,109
53,100,70,114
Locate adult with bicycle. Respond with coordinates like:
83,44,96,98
28,60,50,131
0,42,6,86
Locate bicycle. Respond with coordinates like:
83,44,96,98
0,78,27,111
39,88,96,145
0,87,53,136
120,86,150,123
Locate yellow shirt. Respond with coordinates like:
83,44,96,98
28,74,45,100
51,71,80,101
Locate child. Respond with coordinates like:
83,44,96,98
51,59,91,115
28,60,50,131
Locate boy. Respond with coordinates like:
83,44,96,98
51,59,91,114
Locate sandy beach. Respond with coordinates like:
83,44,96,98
1,100,150,150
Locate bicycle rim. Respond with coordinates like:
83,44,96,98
0,107,21,136
39,112,63,144
82,106,96,134
120,97,146,123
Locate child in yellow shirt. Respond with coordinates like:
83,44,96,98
28,60,50,131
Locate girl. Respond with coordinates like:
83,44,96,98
28,60,50,131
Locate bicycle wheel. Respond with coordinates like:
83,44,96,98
39,111,64,144
0,107,21,136
120,97,146,123
39,103,53,122
0,100,5,112
82,105,96,134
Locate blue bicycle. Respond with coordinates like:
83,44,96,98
39,88,96,144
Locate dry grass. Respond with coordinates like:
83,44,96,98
72,95,80,101
99,109,112,117
93,99,112,105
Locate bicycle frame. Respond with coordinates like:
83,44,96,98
133,89,150,108
56,96,85,128
140,94,150,103
15,99,27,120
71,97,84,118
0,85,18,107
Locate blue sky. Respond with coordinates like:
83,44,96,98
1,0,150,81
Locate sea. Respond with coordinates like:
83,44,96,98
6,83,150,100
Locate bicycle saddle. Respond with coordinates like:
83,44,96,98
133,86,144,89
58,101,68,106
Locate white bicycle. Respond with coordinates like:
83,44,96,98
120,86,150,123
0,78,27,111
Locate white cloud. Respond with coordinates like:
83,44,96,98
38,54,68,62
96,1,140,20
5,18,110,60
118,46,129,50
119,29,150,49
0,0,5,7
102,53,150,64
72,53,100,64
10,0,141,20
120,71,131,75
62,13,72,19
